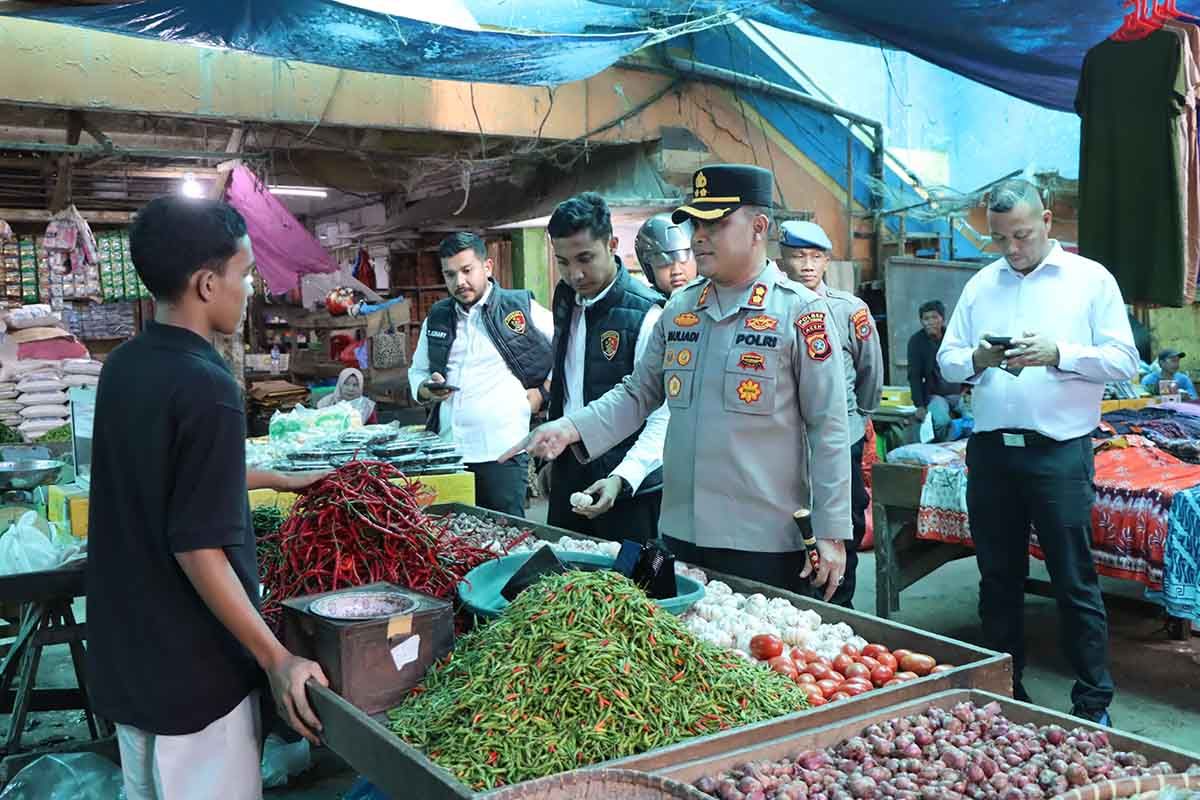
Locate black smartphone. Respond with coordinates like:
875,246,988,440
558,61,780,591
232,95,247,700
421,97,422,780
426,380,460,392
985,336,1013,348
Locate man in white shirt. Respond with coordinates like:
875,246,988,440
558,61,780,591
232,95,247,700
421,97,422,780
938,179,1137,727
409,233,554,517
542,193,668,543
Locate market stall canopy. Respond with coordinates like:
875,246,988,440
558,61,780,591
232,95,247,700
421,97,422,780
0,0,1141,110
224,165,337,294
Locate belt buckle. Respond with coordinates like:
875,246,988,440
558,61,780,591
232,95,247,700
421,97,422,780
1001,433,1026,448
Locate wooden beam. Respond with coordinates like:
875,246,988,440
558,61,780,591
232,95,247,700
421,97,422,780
78,113,113,150
209,127,243,200
0,207,133,223
48,111,82,212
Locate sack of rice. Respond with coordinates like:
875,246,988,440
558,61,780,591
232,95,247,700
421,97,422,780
19,404,69,420
0,391,17,401
0,401,24,414
16,378,67,395
62,375,99,388
17,391,68,406
18,418,64,440
62,359,103,377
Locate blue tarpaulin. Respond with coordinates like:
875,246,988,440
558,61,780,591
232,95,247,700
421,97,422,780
4,1,1191,110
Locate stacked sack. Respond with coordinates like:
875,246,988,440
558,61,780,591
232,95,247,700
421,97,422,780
15,368,69,442
0,378,19,430
62,358,101,389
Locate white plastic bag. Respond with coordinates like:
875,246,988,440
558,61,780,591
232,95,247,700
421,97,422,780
0,512,65,575
0,752,124,800
260,734,312,788
919,412,935,443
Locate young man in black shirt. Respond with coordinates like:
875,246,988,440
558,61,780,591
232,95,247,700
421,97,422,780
907,299,971,441
87,196,327,800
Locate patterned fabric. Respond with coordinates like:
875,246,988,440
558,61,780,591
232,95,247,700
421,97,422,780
916,442,1200,603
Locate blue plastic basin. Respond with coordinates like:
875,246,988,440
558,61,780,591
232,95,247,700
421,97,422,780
457,550,705,619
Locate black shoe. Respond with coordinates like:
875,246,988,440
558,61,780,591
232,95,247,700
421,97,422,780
1013,682,1031,703
1071,706,1112,727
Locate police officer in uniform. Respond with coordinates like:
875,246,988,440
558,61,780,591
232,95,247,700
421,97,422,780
504,165,852,598
779,220,883,607
634,214,698,298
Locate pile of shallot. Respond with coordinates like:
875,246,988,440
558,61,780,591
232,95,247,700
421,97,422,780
693,701,1199,800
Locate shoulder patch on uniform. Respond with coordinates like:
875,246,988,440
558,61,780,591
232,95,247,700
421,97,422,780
744,314,779,332
796,311,832,362
748,283,769,308
851,307,873,341
674,312,701,327
600,330,620,360
504,310,527,334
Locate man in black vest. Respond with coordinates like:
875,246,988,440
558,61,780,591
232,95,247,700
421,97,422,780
545,193,668,543
409,233,554,517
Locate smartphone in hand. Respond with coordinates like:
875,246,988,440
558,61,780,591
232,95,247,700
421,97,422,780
984,335,1013,348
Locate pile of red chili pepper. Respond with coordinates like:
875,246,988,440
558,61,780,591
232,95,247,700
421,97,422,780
259,461,517,628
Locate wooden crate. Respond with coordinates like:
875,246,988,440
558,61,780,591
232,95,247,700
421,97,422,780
282,583,453,715
309,505,1011,800
656,689,1200,787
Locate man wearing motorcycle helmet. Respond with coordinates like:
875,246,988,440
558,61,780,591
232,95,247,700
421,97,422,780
634,214,698,297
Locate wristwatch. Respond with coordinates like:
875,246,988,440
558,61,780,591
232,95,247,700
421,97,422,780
616,476,633,498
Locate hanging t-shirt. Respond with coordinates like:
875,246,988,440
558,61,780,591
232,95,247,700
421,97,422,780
1076,30,1187,307
1166,21,1200,302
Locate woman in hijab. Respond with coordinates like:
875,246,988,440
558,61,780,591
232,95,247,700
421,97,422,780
318,367,378,425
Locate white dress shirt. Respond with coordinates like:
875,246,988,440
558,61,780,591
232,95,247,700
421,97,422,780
563,276,669,493
937,242,1138,441
409,283,555,463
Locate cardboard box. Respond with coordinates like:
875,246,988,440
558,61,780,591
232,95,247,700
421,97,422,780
46,483,90,539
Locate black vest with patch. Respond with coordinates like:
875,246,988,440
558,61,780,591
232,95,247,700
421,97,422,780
549,262,664,495
423,283,553,432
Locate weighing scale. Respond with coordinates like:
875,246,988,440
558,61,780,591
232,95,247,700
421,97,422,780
0,459,63,530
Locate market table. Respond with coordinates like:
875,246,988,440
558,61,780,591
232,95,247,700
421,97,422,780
871,459,1197,638
308,503,1012,800
0,560,110,755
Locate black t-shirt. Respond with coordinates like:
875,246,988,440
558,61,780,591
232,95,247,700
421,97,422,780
86,321,262,735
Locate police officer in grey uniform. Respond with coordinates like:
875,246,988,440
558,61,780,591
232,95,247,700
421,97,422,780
635,214,697,298
503,165,852,599
779,220,883,607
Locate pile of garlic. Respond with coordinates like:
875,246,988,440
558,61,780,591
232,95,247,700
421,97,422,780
681,580,866,662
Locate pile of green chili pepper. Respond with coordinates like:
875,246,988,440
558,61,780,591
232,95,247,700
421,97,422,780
0,423,21,445
387,570,809,791
35,424,72,443
257,461,505,629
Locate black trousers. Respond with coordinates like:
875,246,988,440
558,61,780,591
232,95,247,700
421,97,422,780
664,536,821,599
546,458,660,544
466,454,529,518
966,432,1114,712
830,436,868,608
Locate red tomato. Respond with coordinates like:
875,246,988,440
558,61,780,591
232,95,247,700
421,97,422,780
870,666,895,686
768,655,798,677
857,656,881,672
843,662,872,681
892,648,914,663
795,672,817,685
816,678,842,696
876,652,899,671
931,664,956,674
829,670,846,682
799,684,825,703
899,653,937,677
883,678,904,687
832,654,855,674
807,694,828,707
861,643,890,659
799,648,820,663
805,662,832,681
789,647,808,666
841,643,861,658
894,671,919,681
750,634,785,661
840,681,872,697
828,691,851,702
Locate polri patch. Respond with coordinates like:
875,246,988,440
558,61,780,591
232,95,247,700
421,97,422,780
504,310,527,335
796,310,832,362
677,349,693,367
736,378,763,404
674,312,701,327
748,283,769,308
738,351,766,371
600,330,620,361
851,307,873,341
744,314,779,332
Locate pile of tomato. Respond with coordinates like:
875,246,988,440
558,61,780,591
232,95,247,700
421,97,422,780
747,636,953,708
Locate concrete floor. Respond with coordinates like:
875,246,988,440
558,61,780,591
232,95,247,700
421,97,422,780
4,498,1198,798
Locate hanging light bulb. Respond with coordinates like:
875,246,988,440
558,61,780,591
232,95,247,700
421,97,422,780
180,172,205,199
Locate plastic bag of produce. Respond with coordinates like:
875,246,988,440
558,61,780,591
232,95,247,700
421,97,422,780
886,442,966,466
0,752,124,800
260,734,311,788
267,402,359,443
0,512,65,575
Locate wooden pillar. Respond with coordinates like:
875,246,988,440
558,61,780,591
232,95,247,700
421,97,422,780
510,227,552,308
